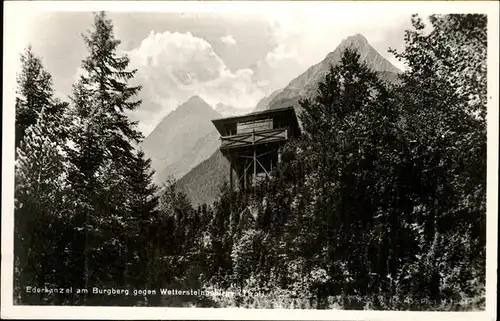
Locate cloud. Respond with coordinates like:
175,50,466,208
126,30,265,135
220,34,237,47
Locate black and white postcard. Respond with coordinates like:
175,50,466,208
2,1,498,320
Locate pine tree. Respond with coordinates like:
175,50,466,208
14,107,69,303
125,150,160,289
66,11,144,298
13,45,73,304
15,46,56,151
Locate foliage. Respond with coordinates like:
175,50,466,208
202,14,486,309
15,46,57,151
14,107,71,304
13,13,486,310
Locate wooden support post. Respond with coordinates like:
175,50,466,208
278,149,282,163
253,148,257,186
240,159,253,191
229,153,233,191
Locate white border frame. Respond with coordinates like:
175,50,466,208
2,1,498,320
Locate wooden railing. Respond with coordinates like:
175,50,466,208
220,128,288,150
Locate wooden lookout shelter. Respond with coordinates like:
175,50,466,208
212,106,301,191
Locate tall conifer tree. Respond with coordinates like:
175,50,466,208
125,150,160,289
14,106,69,303
15,46,56,151
66,11,143,297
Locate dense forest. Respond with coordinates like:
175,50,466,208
13,12,487,310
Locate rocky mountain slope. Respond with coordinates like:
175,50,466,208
140,95,222,183
176,149,230,206
157,128,221,183
253,88,283,112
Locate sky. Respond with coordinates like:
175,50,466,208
7,2,414,136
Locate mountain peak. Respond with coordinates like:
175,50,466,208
177,95,212,113
140,94,222,184
338,33,370,50
265,33,401,111
187,95,205,104
347,33,368,43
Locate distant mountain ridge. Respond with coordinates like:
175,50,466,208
215,102,254,117
176,34,402,206
140,95,222,184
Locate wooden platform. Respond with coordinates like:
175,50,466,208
211,106,300,190
220,128,288,151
